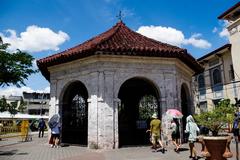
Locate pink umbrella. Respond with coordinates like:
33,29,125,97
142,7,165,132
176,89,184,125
166,109,183,119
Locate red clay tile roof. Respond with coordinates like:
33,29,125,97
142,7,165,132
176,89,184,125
37,21,203,81
218,2,240,19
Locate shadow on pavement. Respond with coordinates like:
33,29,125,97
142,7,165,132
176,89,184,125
0,149,18,156
60,144,70,147
16,152,28,155
178,147,189,152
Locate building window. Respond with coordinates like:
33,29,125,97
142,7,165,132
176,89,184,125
211,68,222,86
229,64,235,81
199,101,207,113
198,74,205,89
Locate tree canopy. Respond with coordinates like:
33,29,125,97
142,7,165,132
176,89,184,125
0,36,37,87
0,97,18,115
194,99,235,136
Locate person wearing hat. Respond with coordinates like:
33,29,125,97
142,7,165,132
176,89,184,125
150,113,165,153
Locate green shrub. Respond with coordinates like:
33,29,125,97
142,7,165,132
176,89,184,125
194,99,235,136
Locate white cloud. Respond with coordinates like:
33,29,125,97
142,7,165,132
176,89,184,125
136,25,211,49
0,86,50,98
137,25,184,47
183,33,212,49
0,25,70,53
219,20,229,39
213,20,229,39
212,27,218,33
219,28,229,38
32,59,38,70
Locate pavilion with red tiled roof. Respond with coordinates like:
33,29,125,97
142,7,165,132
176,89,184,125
37,21,202,149
37,21,202,81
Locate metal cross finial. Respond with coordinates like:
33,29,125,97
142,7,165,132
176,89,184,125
116,10,124,21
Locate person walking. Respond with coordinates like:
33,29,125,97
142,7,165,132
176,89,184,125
232,112,239,142
48,114,61,148
150,113,165,153
185,115,200,160
51,122,60,148
38,118,46,138
232,112,239,160
170,118,181,153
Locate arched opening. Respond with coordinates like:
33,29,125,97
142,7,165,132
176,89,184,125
181,83,190,142
61,81,88,145
118,77,160,147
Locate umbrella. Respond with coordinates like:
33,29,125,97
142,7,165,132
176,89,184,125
166,109,183,119
48,114,60,129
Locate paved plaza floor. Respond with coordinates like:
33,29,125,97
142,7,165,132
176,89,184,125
0,133,239,160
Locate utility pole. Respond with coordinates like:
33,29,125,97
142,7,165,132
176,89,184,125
40,93,44,116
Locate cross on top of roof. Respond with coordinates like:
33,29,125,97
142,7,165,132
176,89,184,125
116,10,124,21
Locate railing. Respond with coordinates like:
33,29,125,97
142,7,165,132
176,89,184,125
0,126,21,139
0,120,33,141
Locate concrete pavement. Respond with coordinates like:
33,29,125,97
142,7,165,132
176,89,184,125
0,133,239,160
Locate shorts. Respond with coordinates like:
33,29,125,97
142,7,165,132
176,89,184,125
171,132,180,140
52,133,60,138
232,128,239,137
151,133,160,145
188,140,196,144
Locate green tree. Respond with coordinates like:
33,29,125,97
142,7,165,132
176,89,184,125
18,98,27,113
8,101,18,115
0,36,37,87
194,99,235,136
0,97,8,112
139,95,158,120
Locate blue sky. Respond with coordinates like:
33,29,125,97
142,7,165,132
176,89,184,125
0,0,238,96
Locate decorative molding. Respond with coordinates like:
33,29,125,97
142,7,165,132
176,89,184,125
229,26,237,35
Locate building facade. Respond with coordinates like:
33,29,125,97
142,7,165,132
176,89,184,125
219,2,240,104
194,2,240,112
23,92,50,115
194,44,239,113
38,21,201,149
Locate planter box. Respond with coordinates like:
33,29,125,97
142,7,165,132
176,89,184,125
199,136,233,160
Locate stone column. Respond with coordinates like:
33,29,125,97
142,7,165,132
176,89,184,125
87,72,100,149
113,98,120,148
99,71,115,149
164,72,175,109
49,79,59,118
48,79,59,138
96,71,105,148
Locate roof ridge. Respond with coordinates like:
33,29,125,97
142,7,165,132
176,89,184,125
67,21,122,52
38,22,123,63
37,21,203,81
91,21,123,48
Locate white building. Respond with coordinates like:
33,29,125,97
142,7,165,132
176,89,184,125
194,2,240,112
23,92,50,115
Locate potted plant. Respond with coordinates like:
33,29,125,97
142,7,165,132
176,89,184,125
194,99,236,160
